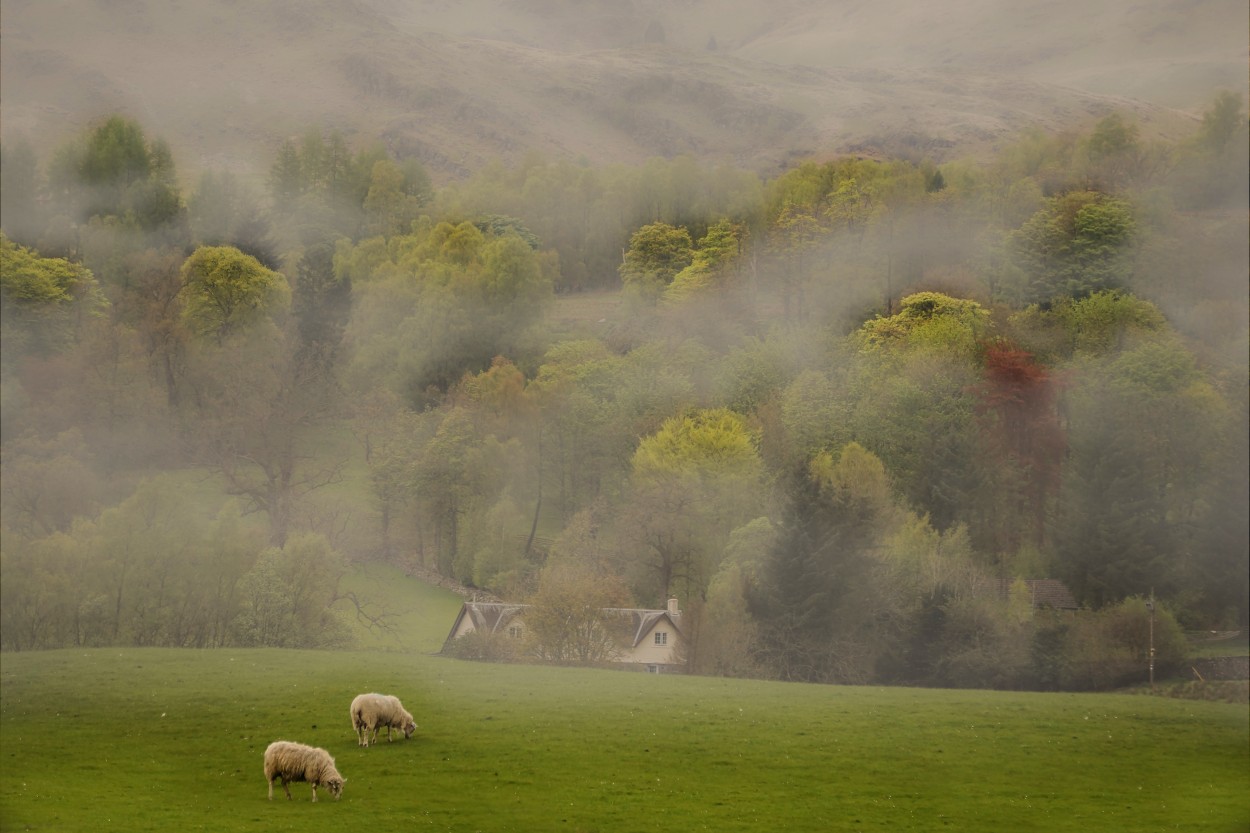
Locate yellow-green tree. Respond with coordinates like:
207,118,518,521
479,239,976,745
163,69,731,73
178,245,289,343
1,233,106,357
619,221,694,301
622,408,766,603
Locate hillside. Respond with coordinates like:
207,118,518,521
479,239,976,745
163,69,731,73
3,0,1239,182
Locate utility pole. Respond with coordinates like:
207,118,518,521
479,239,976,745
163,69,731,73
1145,590,1156,690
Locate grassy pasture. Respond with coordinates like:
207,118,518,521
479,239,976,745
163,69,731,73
1,648,1246,833
333,562,466,653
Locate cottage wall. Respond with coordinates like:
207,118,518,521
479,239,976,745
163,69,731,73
450,616,476,640
616,620,681,666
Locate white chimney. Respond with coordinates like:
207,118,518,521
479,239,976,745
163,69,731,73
667,598,680,617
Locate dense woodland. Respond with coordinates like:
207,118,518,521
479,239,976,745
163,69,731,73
1,95,1246,691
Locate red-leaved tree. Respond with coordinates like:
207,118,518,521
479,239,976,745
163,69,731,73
974,341,1066,550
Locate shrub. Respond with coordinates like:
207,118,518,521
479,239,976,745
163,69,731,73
444,628,518,662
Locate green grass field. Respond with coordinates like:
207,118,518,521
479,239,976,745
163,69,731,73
2,646,1246,833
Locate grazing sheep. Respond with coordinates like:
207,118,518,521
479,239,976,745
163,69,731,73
350,692,417,747
263,741,345,802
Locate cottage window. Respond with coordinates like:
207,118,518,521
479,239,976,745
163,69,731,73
654,631,667,646
508,625,523,639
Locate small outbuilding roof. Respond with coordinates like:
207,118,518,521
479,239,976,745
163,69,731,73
994,579,1080,610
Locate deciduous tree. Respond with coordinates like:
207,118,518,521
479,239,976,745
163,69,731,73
179,245,289,343
524,562,632,664
619,221,693,300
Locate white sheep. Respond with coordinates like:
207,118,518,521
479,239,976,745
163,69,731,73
349,692,417,747
263,740,345,802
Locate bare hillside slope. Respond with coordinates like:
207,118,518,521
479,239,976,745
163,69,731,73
1,0,1240,180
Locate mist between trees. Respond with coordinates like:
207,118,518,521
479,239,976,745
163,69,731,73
0,95,1246,690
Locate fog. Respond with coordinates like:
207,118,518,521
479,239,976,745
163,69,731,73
0,0,1246,685
2,0,1243,180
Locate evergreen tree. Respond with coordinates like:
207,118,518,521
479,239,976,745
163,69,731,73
292,240,351,369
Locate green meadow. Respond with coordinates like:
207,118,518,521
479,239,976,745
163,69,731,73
1,645,1245,833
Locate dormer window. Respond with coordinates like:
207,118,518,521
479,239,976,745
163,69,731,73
654,631,667,646
509,625,523,639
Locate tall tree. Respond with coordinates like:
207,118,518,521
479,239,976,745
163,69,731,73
291,240,351,369
973,341,1065,550
186,327,343,547
0,139,44,246
269,139,304,214
754,446,902,684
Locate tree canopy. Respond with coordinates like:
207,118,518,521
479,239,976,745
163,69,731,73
1,102,1245,685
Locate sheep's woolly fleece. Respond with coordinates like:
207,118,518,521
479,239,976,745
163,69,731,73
264,740,345,802
350,692,417,747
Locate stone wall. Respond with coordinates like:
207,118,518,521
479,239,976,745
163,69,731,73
1192,656,1250,681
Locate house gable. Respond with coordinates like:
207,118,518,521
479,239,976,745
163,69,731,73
442,602,527,651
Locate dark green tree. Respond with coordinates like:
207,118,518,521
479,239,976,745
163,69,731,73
753,447,902,684
292,240,351,368
269,139,304,213
0,139,43,245
1007,190,1135,304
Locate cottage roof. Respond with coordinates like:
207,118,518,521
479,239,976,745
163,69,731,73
441,602,523,652
602,608,683,648
441,601,682,653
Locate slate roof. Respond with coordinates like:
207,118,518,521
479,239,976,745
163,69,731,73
602,607,683,648
442,602,682,653
993,579,1080,610
441,602,526,651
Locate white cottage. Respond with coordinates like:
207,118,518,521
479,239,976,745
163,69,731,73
442,598,687,673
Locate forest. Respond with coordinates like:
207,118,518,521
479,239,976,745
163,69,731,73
0,94,1246,691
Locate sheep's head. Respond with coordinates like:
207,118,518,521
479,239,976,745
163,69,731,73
403,713,417,739
325,776,344,800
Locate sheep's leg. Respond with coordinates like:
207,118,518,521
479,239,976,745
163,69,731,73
268,777,275,801
386,725,393,742
281,777,293,800
311,784,318,803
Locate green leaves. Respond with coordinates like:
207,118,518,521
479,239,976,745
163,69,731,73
235,533,351,649
178,245,289,341
632,408,761,482
343,220,551,403
47,116,184,233
0,234,106,355
1,233,94,305
1007,190,1136,304
664,219,742,303
618,221,694,299
857,291,989,357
